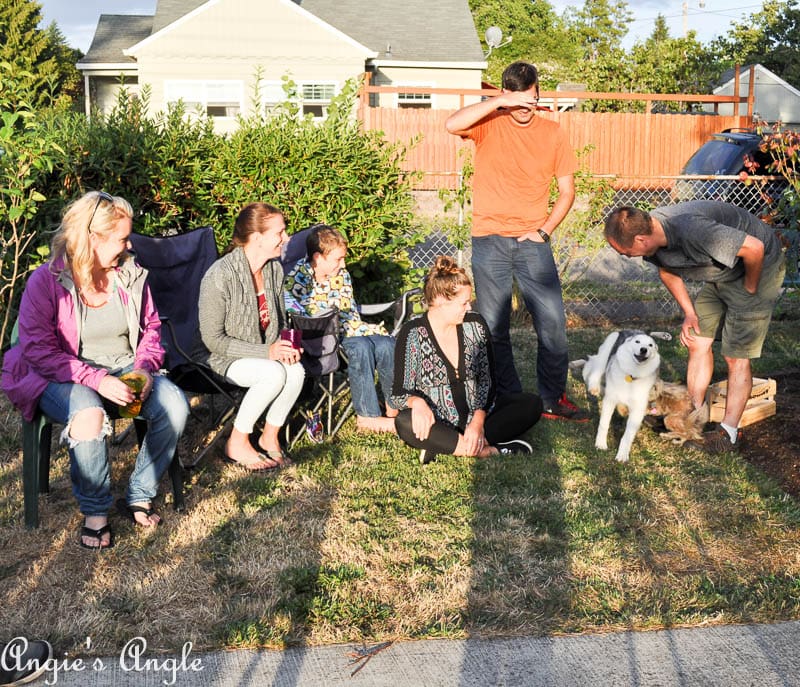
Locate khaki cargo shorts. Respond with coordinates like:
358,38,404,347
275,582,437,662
695,256,786,359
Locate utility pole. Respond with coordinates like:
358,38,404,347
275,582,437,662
682,0,706,38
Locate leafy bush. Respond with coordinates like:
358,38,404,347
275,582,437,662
0,62,63,347
754,123,800,286
35,86,220,235
16,76,419,322
208,77,419,300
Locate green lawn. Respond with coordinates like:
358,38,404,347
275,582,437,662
0,319,798,655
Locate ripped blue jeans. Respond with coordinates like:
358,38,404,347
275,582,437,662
38,375,189,516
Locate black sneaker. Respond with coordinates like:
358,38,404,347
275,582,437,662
542,394,590,422
686,426,742,454
496,439,533,454
0,638,52,687
419,449,437,465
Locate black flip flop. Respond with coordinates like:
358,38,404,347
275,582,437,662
79,521,114,550
222,453,280,472
116,498,164,526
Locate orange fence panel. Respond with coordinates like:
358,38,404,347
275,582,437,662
360,107,749,190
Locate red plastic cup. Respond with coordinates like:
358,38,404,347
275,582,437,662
280,328,303,349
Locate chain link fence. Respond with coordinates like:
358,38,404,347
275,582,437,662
410,176,797,325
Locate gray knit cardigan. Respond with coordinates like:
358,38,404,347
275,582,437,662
195,246,288,376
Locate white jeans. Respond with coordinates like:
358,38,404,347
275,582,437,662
224,358,305,434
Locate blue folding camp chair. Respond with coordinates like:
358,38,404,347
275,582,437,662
129,226,241,467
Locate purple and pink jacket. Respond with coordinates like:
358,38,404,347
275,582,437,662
1,256,164,422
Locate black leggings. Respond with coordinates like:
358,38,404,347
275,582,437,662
395,392,543,454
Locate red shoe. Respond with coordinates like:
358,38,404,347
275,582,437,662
542,394,589,422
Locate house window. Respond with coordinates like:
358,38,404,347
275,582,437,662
396,83,433,109
165,80,242,118
261,81,288,110
300,82,336,118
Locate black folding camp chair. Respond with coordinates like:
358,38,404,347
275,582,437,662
129,226,241,467
282,308,350,447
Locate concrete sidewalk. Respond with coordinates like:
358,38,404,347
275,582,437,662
26,619,800,686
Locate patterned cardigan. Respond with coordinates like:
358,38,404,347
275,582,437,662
391,311,496,430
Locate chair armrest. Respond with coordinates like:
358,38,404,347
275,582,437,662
358,302,393,317
358,287,422,337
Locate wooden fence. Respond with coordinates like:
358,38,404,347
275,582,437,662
357,70,754,190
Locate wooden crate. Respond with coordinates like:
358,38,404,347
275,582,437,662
706,377,777,426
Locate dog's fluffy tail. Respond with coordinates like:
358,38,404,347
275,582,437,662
569,359,587,374
582,332,619,396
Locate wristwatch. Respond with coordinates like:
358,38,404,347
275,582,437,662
537,229,550,242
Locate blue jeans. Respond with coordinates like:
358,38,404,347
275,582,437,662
38,375,189,516
341,334,395,417
471,235,569,404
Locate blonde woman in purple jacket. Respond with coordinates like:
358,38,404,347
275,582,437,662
1,192,189,550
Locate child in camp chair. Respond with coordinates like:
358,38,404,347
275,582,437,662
284,225,397,433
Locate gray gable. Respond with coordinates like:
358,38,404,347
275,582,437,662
80,0,482,66
79,15,153,64
151,0,208,34
718,64,757,86
298,0,484,62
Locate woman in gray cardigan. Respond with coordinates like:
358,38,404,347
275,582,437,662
196,203,305,471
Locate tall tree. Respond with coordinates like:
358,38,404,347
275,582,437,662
711,0,784,68
0,0,80,107
468,0,580,86
628,18,719,108
40,22,84,107
710,0,800,87
566,0,633,62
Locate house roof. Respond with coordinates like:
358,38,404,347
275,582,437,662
717,64,758,86
297,0,484,62
79,0,483,66
78,14,153,65
714,63,800,99
151,0,208,34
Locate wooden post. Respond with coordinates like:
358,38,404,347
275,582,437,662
747,64,755,123
358,71,371,126
733,64,741,117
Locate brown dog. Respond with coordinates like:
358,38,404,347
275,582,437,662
649,380,709,444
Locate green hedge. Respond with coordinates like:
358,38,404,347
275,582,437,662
0,76,421,347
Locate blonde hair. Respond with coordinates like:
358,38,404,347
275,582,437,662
423,256,472,306
50,191,133,289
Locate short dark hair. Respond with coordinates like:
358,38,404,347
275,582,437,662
604,206,653,249
306,224,347,258
501,62,539,92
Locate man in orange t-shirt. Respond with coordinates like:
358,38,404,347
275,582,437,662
446,61,587,421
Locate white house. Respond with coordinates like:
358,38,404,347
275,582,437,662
77,0,486,131
704,63,800,126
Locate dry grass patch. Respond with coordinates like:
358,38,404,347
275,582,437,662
1,321,800,653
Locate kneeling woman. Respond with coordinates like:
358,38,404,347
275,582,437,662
391,256,542,463
196,203,305,471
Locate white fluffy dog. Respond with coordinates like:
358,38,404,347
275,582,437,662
582,330,661,462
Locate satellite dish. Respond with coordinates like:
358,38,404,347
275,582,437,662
485,26,503,49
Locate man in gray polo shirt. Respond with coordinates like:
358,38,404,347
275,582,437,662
604,200,786,453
